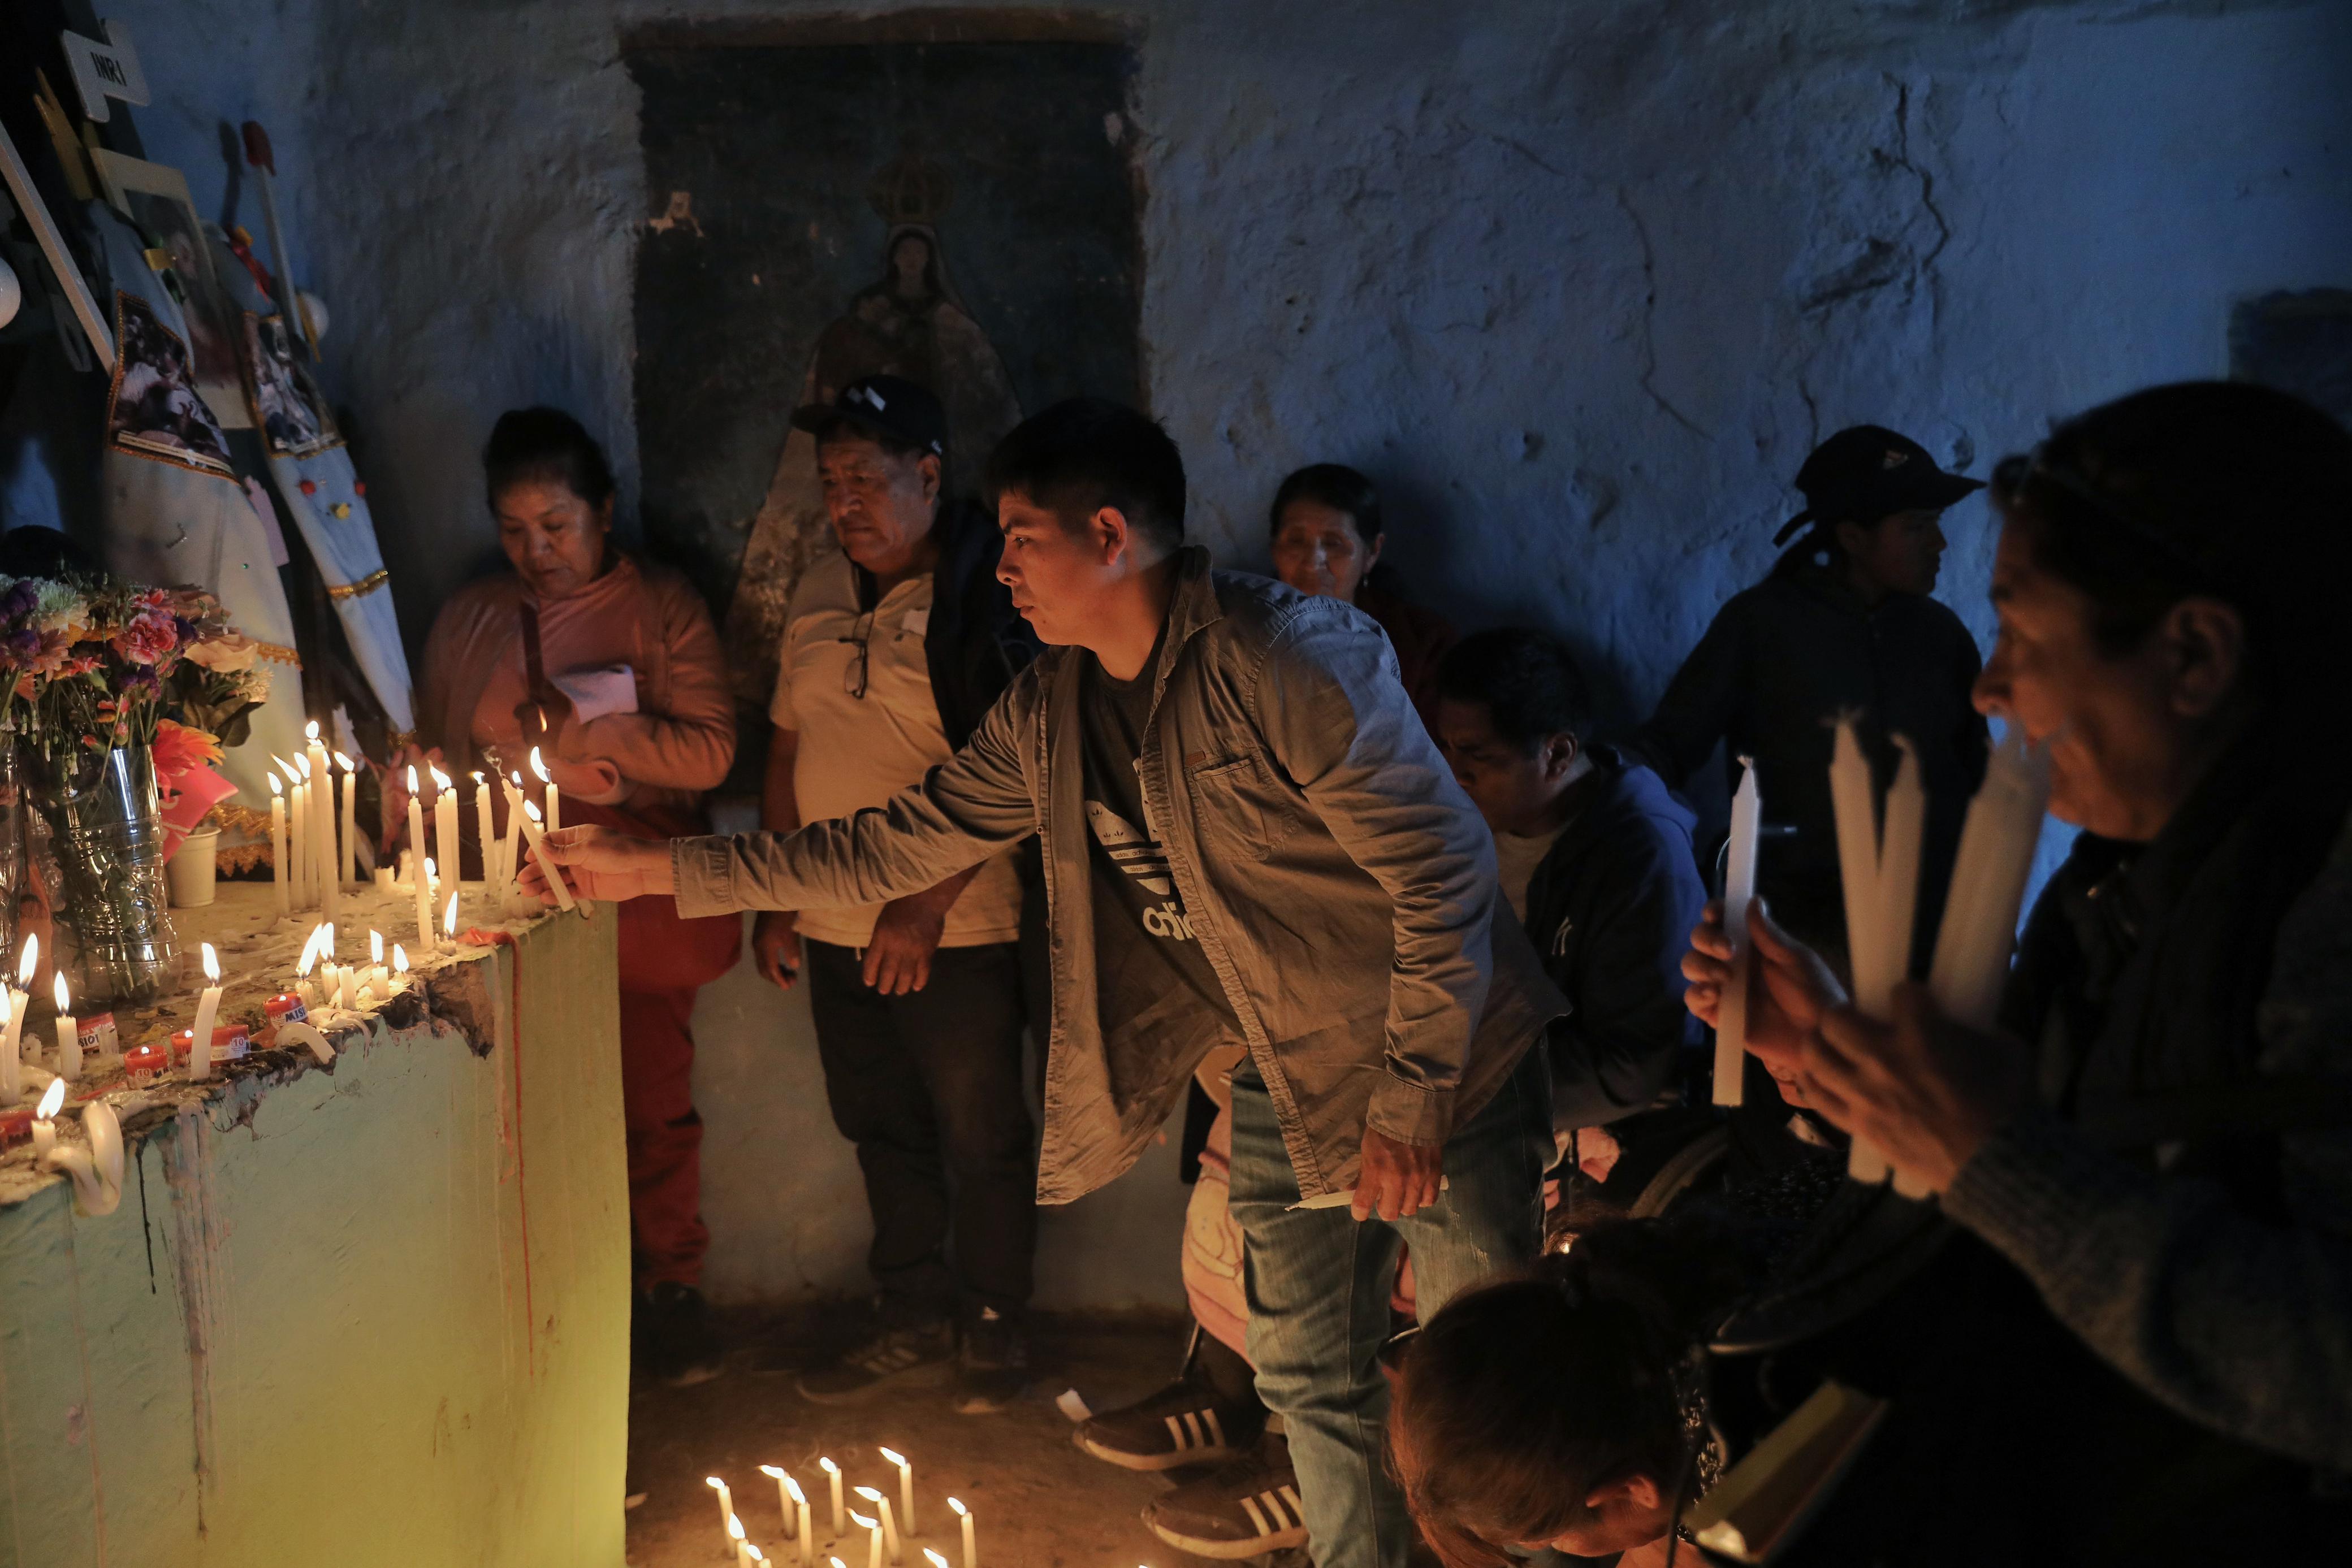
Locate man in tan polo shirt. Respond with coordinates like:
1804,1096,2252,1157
755,376,1041,1407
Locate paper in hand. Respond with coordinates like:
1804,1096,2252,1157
552,664,638,725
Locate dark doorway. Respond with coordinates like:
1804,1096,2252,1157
625,17,1145,709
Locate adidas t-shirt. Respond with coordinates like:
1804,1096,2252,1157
1080,645,1241,1033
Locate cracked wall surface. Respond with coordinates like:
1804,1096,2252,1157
93,0,2352,1307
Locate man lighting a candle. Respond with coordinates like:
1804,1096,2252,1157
1681,383,2352,1558
526,398,1563,1568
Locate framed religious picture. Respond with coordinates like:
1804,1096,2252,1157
242,308,339,456
105,289,235,477
88,146,250,430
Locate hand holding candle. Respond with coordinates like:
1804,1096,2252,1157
517,799,577,912
1713,757,1761,1107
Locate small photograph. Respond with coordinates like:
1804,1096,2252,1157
106,290,235,477
92,148,249,429
244,310,339,457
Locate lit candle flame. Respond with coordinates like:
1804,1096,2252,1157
306,719,320,741
728,1515,746,1544
51,971,68,1012
523,799,542,824
393,945,410,976
297,755,312,781
924,1553,949,1568
1,987,11,1028
785,1476,806,1505
429,764,452,791
443,890,459,937
18,933,37,987
407,765,418,792
530,747,551,784
471,770,485,785
819,1457,840,1476
423,857,437,884
273,753,299,783
855,1486,884,1504
36,1077,64,1120
849,1511,875,1531
370,930,383,963
947,1497,968,1519
335,751,354,773
201,942,219,984
707,1476,727,1492
297,929,321,978
879,1446,907,1469
269,773,283,798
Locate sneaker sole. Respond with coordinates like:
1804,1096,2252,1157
1075,1429,1247,1472
1144,1513,1309,1559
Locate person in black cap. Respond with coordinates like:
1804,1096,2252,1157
751,373,1044,1406
1624,425,1990,998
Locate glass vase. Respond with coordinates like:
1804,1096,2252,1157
24,740,180,1006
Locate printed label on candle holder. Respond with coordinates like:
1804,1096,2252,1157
172,1025,250,1061
76,1013,118,1057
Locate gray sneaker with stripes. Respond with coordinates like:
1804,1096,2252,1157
1075,1372,1264,1472
1142,1434,1309,1560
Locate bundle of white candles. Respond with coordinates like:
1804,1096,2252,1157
708,1450,955,1568
267,726,364,923
1827,717,2050,1196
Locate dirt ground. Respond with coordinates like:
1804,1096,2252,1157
625,1302,1258,1568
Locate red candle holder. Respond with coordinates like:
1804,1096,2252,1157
170,1025,251,1063
123,1043,171,1080
0,1107,31,1146
265,994,308,1026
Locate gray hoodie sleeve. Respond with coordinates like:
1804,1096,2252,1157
1942,816,2352,1469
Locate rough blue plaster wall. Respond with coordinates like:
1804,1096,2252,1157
93,0,2352,1307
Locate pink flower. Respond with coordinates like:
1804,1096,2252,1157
109,609,178,665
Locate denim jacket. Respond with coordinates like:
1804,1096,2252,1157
675,549,1565,1202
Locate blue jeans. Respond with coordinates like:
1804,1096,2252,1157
1229,1044,1550,1568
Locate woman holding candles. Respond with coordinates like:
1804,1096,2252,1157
1681,383,2352,1560
412,408,740,1384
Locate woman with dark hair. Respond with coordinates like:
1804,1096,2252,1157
1391,1219,1751,1566
413,406,740,1384
1269,464,1456,729
1684,382,2352,1561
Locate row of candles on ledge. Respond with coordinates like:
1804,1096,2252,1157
706,1451,981,1568
265,722,574,930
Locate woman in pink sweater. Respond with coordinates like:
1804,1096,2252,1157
413,408,739,1384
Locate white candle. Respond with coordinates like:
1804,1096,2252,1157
11,935,34,1067
407,768,434,952
501,773,527,902
474,773,498,893
855,1489,900,1564
517,799,576,912
286,759,310,909
849,1511,881,1568
191,942,223,1081
369,929,387,996
269,773,289,918
1716,759,1760,1111
880,1448,915,1539
729,1513,750,1568
821,1458,844,1536
51,971,76,1080
306,727,332,911
30,1076,63,1159
1828,719,1930,1187
337,752,359,886
948,1497,975,1568
788,1478,812,1566
708,1478,735,1552
531,746,560,833
430,766,459,899
1929,727,2051,1033
761,1467,798,1540
0,990,15,1103
337,961,357,1012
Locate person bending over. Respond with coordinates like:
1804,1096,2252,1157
1390,1218,1754,1566
1684,383,2352,1562
528,398,1563,1568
